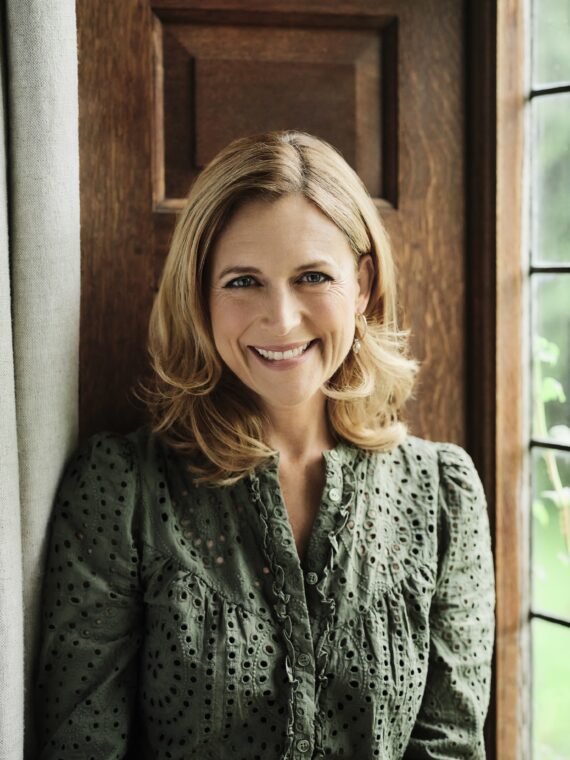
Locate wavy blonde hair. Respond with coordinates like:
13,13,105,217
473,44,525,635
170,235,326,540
135,130,420,485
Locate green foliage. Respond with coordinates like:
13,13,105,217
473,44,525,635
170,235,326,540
532,332,570,760
532,334,570,552
533,497,550,526
530,4,570,756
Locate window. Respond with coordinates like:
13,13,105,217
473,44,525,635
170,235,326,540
528,0,570,757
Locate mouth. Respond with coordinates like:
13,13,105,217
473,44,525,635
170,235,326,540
248,339,319,363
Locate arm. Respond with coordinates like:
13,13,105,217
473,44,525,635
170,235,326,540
403,443,495,759
35,433,143,759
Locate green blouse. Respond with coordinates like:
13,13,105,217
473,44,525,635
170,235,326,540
35,424,495,759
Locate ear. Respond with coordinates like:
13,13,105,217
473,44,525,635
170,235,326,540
355,254,375,313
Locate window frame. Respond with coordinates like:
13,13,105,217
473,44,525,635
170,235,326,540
480,0,570,757
467,2,529,758
496,0,530,755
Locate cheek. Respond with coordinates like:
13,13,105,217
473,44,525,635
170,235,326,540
312,291,355,329
312,295,355,360
210,296,251,347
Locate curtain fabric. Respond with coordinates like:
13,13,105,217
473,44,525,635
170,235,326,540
0,2,80,757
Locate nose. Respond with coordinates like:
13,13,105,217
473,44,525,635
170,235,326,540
262,285,303,336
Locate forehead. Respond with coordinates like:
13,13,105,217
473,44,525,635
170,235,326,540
210,194,353,268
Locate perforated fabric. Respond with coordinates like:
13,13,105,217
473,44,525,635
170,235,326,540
35,424,495,759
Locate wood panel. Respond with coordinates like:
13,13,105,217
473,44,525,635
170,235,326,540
150,8,401,215
154,19,390,204
496,0,528,757
77,0,156,436
466,1,498,754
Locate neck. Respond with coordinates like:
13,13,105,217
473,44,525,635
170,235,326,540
263,396,336,464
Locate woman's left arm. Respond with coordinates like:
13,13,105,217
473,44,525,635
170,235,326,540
403,442,496,759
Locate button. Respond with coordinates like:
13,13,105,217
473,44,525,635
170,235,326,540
295,706,305,717
297,653,312,667
328,487,341,502
305,571,319,585
296,739,310,753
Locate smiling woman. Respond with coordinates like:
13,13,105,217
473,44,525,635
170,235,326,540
140,131,418,485
35,131,495,760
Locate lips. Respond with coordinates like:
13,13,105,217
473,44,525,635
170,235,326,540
250,340,314,352
248,339,318,365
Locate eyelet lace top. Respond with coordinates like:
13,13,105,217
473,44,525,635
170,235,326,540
35,424,495,759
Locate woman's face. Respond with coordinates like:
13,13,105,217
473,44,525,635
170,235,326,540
208,193,374,417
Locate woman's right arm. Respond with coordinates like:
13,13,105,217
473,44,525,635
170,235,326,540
35,432,143,759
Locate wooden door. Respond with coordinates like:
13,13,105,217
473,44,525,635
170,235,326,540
77,0,468,444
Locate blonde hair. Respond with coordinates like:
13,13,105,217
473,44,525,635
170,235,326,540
135,130,420,485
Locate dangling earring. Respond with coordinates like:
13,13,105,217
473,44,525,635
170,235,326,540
352,313,367,354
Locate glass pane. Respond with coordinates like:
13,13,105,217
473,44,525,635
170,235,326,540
533,0,570,86
532,93,570,264
532,618,570,758
531,446,570,620
531,275,570,440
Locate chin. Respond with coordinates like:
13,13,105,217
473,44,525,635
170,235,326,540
257,385,325,410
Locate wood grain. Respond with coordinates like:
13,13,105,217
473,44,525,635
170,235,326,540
151,12,395,208
77,0,157,436
496,0,528,757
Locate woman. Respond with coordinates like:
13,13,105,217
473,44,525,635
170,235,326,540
35,130,495,759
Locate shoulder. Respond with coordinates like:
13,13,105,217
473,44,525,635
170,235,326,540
397,436,489,552
56,429,137,499
360,433,440,480
387,434,484,493
61,423,169,481
388,433,477,464
53,423,174,531
362,434,486,514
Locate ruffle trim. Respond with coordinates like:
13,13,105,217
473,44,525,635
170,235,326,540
247,447,361,759
312,461,356,758
247,470,298,758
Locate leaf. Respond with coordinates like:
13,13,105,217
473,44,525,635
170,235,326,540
541,376,567,404
533,498,550,526
534,336,560,366
541,488,570,509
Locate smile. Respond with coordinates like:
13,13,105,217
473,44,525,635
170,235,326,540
249,339,318,364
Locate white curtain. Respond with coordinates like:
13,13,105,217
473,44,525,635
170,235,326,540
0,2,80,757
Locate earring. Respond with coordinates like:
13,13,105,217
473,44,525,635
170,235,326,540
352,313,367,354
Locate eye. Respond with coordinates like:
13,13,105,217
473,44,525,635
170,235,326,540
225,275,257,288
300,271,331,285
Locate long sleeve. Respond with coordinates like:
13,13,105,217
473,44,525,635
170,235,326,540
403,442,496,759
35,432,143,759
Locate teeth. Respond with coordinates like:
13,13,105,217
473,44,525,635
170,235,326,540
254,341,312,361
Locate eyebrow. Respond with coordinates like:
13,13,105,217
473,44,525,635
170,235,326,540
216,259,334,281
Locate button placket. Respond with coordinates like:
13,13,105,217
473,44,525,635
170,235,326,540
249,461,322,758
